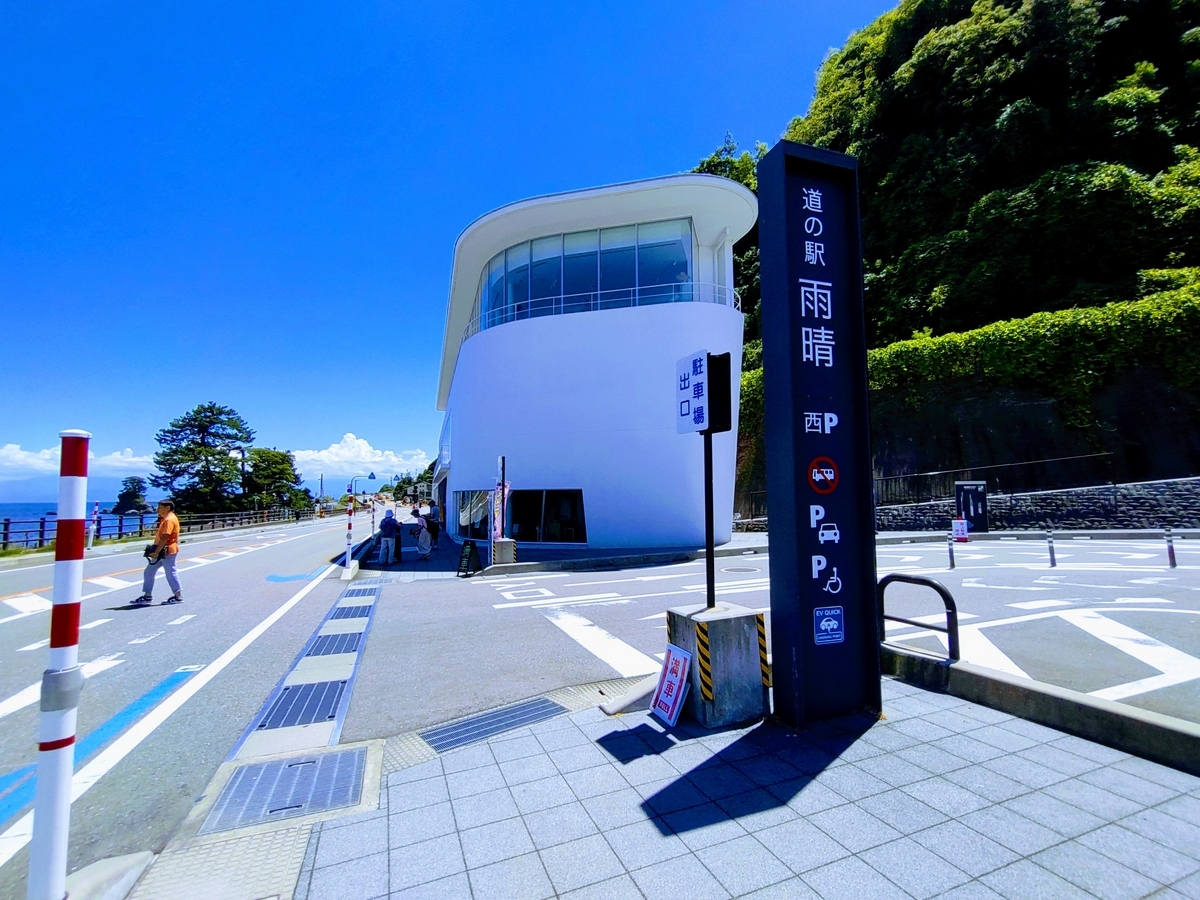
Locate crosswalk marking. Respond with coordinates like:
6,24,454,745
16,639,48,652
128,632,163,645
88,576,135,590
1008,599,1072,610
543,609,660,678
80,619,112,629
3,594,52,615
0,654,125,721
167,615,195,625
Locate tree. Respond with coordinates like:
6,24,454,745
782,0,1200,344
112,476,149,515
151,403,255,512
241,448,313,510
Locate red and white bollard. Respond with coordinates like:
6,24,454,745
344,497,354,570
28,430,90,900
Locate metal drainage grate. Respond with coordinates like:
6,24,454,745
419,697,568,752
200,746,366,834
307,633,361,657
342,587,377,598
331,605,372,620
258,680,346,729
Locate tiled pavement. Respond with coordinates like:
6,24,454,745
292,677,1200,899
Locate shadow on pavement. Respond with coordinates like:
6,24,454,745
596,712,876,834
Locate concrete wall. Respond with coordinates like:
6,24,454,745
444,300,743,548
876,476,1200,532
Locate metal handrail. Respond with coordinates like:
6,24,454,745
462,281,741,342
877,573,960,661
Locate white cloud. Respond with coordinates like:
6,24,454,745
0,444,154,481
292,434,430,479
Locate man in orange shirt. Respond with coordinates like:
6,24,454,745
135,499,183,604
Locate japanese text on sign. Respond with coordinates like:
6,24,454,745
651,643,692,726
798,187,835,367
676,350,709,433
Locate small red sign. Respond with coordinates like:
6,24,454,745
807,457,840,495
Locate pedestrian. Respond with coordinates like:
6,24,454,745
427,497,441,550
378,509,398,565
412,507,432,560
135,499,182,604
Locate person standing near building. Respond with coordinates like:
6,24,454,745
411,507,432,560
378,509,398,565
135,500,182,604
427,497,441,550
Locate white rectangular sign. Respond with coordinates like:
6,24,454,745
675,349,708,434
651,642,692,725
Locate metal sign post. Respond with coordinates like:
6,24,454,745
676,350,731,608
758,141,881,726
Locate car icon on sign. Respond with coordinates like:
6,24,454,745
819,617,839,633
818,523,840,544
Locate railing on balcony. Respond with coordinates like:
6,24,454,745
463,282,741,342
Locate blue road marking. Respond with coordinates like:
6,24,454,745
266,565,329,583
0,667,196,827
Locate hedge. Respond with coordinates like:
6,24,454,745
739,278,1200,439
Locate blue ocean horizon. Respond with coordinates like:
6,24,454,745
0,502,118,520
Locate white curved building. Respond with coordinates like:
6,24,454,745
434,174,758,551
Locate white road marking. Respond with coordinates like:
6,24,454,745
4,594,52,615
0,654,125,721
128,632,164,644
1105,598,1171,604
960,579,1053,592
499,587,555,601
87,576,135,590
167,614,196,625
494,592,621,609
543,609,661,678
935,627,1030,678
567,572,697,588
80,618,112,630
1129,577,1175,584
0,566,336,870
1057,609,1200,700
1007,599,1073,610
16,639,49,651
885,612,978,632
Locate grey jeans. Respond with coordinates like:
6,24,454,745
378,537,396,564
142,553,181,596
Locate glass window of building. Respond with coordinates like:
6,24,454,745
487,252,505,327
506,242,530,320
455,490,490,540
638,219,692,304
509,490,544,542
542,490,587,543
562,230,599,315
599,225,636,309
530,235,562,318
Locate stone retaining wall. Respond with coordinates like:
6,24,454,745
874,477,1200,532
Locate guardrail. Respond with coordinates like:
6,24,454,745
877,573,960,662
0,506,330,551
463,282,741,341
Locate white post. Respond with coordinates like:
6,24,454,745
28,430,90,900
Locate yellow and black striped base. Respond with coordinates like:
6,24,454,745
695,621,714,702
756,614,771,687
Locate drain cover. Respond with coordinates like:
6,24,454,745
331,605,372,620
342,587,377,598
721,566,761,574
200,746,366,834
259,680,346,729
419,697,568,752
307,633,361,656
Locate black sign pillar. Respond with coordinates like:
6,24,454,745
758,141,881,726
955,481,988,533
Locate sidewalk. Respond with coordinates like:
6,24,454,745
287,676,1200,900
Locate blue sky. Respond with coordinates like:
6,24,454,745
0,0,894,498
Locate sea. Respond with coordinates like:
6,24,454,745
0,502,117,520
0,501,151,547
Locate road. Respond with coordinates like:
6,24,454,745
0,528,1196,895
0,518,354,898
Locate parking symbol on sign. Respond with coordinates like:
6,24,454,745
813,606,844,645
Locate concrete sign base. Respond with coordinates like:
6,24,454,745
667,602,770,728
